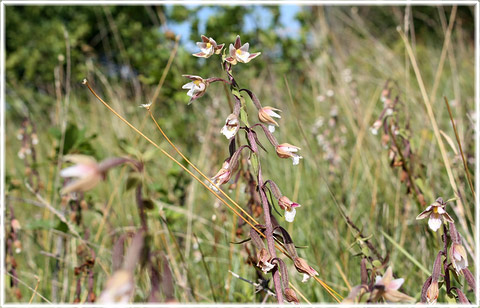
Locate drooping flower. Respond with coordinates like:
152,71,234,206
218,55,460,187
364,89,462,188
210,160,232,192
182,75,208,104
225,35,261,65
258,106,281,132
450,243,468,273
278,196,301,223
416,197,454,231
293,257,318,283
60,155,103,194
220,113,239,139
192,35,224,58
60,156,137,195
372,267,414,302
97,270,134,304
276,143,302,165
256,248,275,274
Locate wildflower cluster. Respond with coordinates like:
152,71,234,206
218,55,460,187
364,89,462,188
416,197,475,304
181,35,310,304
370,81,426,207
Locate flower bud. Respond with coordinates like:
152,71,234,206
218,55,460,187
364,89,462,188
426,281,439,304
210,160,232,192
284,287,299,304
276,143,302,165
450,243,468,273
258,106,281,132
294,257,318,282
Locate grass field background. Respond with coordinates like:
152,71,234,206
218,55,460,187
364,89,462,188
4,5,476,304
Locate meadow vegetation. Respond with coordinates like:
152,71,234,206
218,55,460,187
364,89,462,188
4,5,476,304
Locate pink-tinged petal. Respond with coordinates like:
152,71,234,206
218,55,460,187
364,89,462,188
247,52,261,60
428,215,442,231
453,249,462,261
196,42,207,49
229,44,236,57
416,209,431,220
225,56,237,65
436,206,446,214
61,174,102,194
60,164,95,178
215,44,224,54
383,267,393,283
234,35,241,49
201,35,209,42
388,278,404,291
182,74,203,81
240,42,249,52
64,154,97,165
192,52,208,58
291,203,301,208
442,212,454,223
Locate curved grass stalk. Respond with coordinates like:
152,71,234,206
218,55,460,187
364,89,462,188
82,79,341,303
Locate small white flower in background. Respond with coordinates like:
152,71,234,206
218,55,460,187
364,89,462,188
97,270,134,304
192,35,224,58
220,114,239,139
182,75,208,103
139,102,152,110
370,120,382,135
416,197,454,232
60,155,102,194
276,143,302,165
258,106,281,133
278,196,301,223
225,35,261,65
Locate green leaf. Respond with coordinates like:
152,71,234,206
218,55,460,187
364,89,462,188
24,219,56,230
372,260,382,268
54,220,69,233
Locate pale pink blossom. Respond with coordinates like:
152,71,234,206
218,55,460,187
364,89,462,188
225,35,261,65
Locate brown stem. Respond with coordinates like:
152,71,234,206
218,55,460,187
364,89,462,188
258,167,283,304
387,122,424,209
